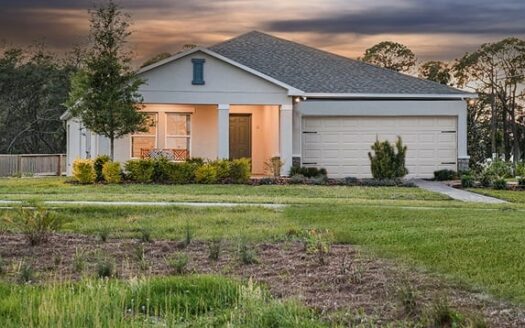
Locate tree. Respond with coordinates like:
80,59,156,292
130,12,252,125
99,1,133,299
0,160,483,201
361,41,416,72
66,0,147,159
140,52,171,68
454,38,525,167
419,61,451,85
0,44,74,154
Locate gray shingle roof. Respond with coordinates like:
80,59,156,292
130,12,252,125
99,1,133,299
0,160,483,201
210,31,467,95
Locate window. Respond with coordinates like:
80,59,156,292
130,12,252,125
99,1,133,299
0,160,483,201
131,113,157,158
166,113,191,159
191,58,205,85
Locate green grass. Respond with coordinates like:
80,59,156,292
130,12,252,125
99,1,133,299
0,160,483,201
468,188,525,203
0,275,324,327
0,177,449,205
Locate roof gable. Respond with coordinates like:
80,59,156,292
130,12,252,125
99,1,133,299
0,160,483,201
210,31,471,97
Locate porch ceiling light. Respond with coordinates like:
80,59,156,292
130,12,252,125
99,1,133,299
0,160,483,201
467,98,477,106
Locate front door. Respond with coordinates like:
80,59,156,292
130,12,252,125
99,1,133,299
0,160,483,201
229,114,252,159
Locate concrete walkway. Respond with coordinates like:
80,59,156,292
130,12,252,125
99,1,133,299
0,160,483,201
412,179,506,204
0,200,285,209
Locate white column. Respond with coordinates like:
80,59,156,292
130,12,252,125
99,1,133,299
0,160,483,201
457,104,470,171
217,104,230,159
280,104,293,176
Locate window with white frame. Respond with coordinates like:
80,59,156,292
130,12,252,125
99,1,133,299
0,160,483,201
131,113,157,158
165,112,191,155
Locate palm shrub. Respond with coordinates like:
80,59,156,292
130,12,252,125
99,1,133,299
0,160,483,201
4,206,63,246
72,159,96,184
125,159,154,183
368,137,408,179
94,155,111,182
102,161,121,184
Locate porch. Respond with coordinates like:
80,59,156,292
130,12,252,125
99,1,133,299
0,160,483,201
131,104,292,175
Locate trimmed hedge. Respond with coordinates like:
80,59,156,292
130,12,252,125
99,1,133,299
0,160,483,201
94,155,111,182
434,169,457,181
102,161,121,184
125,159,155,183
289,166,327,178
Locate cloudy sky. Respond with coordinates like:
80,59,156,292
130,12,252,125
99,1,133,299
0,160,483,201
1,0,524,64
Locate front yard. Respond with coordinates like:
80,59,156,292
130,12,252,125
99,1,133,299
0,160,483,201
1,177,524,326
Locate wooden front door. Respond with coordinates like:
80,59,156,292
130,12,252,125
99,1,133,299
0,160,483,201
229,114,252,159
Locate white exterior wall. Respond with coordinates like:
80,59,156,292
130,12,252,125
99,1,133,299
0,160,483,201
294,99,468,160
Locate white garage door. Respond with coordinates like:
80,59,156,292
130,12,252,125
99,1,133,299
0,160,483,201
302,116,457,178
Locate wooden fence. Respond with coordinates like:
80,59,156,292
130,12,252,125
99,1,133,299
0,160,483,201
0,154,66,177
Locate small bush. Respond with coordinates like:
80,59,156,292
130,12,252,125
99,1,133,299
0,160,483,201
94,155,111,182
426,298,463,327
18,262,34,283
152,157,172,183
302,228,332,265
479,171,494,187
239,239,258,265
186,157,204,165
125,159,154,183
72,159,96,184
229,158,251,183
516,162,525,177
195,163,218,184
396,281,419,317
208,238,222,261
461,174,475,188
166,252,189,274
485,159,512,179
138,227,153,243
213,159,231,182
168,162,199,184
96,226,110,243
102,161,121,184
4,206,63,246
493,178,507,190
518,177,525,187
96,257,115,278
368,137,408,179
289,174,306,184
289,166,326,178
434,169,457,181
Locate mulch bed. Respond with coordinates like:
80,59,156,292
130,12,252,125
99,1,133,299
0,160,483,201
0,233,524,327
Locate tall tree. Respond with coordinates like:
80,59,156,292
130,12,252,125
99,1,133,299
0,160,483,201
454,38,525,167
361,41,416,72
0,45,73,154
419,61,451,85
66,0,147,159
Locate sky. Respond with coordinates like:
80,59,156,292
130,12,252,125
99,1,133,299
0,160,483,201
0,0,524,65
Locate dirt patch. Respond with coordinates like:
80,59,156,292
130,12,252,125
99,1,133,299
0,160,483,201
0,233,523,327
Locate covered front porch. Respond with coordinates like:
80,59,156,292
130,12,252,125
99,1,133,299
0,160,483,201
129,103,293,175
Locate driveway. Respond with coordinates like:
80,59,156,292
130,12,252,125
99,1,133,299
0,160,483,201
412,180,506,204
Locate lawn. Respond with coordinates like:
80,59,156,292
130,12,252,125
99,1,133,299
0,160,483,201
1,177,524,325
468,188,525,203
0,177,449,205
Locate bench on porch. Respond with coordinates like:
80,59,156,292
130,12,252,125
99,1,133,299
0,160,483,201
140,148,189,161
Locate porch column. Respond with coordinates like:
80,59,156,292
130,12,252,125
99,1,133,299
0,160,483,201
280,104,293,176
217,104,230,159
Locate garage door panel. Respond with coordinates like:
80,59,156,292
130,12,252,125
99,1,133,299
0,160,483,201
302,116,457,178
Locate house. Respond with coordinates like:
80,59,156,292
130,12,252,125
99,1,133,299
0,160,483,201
62,31,473,178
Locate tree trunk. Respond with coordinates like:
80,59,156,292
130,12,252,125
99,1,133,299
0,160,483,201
110,136,115,161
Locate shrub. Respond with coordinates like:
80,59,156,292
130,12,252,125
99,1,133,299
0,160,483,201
213,159,231,182
168,162,199,184
479,171,494,187
72,159,96,184
302,228,332,265
368,137,408,179
485,159,512,179
208,238,222,261
94,155,111,182
427,298,463,328
96,257,115,278
166,252,189,274
229,158,251,183
4,206,63,246
138,227,153,243
18,262,34,283
125,159,154,183
152,157,172,183
289,174,306,184
186,157,204,165
434,169,457,181
518,177,525,187
102,161,121,184
461,174,475,188
516,162,525,177
264,156,284,177
289,166,326,178
396,281,419,317
238,238,258,265
195,163,218,184
96,226,110,243
493,178,507,190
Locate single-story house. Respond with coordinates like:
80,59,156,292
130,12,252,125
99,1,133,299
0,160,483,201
62,31,474,178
